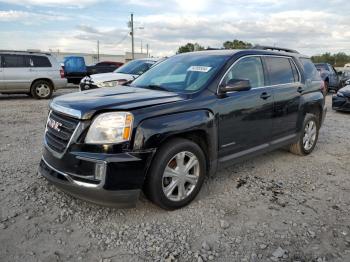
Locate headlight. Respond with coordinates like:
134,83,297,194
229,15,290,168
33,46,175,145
97,80,126,88
346,79,350,85
337,92,345,97
85,112,133,144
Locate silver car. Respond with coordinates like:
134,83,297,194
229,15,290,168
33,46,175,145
0,50,67,99
79,58,159,91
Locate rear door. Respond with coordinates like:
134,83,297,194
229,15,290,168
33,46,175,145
264,56,302,139
2,54,31,92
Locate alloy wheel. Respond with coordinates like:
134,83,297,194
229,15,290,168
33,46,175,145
303,120,317,151
36,84,50,98
162,151,200,202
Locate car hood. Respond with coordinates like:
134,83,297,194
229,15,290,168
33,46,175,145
50,86,184,119
89,72,137,83
339,85,350,97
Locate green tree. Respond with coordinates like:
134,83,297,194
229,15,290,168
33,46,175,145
177,43,205,53
311,52,350,67
223,39,253,49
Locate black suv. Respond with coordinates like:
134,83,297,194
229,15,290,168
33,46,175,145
39,47,327,210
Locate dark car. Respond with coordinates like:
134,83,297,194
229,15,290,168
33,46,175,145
315,63,342,92
332,85,350,111
38,47,326,210
87,61,124,75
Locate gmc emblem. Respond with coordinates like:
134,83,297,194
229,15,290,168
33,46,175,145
47,118,62,132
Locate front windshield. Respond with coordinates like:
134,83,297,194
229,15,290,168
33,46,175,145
114,60,154,75
131,54,230,93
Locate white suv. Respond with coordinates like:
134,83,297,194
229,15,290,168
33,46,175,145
0,51,67,99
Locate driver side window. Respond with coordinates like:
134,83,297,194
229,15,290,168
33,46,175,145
223,57,265,88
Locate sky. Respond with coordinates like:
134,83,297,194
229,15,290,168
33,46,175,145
0,0,349,57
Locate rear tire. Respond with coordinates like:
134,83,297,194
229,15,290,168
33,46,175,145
144,138,206,210
289,114,319,156
31,80,53,99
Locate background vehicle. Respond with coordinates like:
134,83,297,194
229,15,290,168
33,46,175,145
87,61,124,75
79,58,158,91
39,48,326,210
0,50,67,99
340,70,350,87
332,85,350,111
315,63,341,93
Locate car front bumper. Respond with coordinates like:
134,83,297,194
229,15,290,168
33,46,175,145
39,147,155,207
332,94,350,111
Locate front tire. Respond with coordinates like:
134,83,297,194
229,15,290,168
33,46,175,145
144,138,207,210
31,80,53,99
289,113,319,156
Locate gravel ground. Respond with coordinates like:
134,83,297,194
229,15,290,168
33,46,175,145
0,89,349,262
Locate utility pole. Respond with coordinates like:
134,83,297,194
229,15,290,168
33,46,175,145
141,40,143,54
97,40,100,62
146,44,149,57
130,13,134,60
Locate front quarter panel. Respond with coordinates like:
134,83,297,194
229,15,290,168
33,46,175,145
133,110,218,172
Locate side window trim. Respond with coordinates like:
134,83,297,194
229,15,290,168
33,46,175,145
217,54,301,94
218,55,267,92
264,56,301,87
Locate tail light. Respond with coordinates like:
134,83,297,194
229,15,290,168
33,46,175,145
60,68,65,78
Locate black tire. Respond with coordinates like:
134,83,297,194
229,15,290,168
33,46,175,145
31,80,53,99
144,138,207,210
289,113,319,156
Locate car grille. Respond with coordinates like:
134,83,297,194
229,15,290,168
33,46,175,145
45,111,80,154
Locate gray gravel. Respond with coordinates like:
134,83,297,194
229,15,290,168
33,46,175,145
1,90,350,262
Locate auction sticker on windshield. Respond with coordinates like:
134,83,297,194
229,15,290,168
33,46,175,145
187,66,212,73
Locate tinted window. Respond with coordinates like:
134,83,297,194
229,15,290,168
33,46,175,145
29,56,51,67
115,60,155,75
131,54,229,93
266,57,295,85
3,54,27,68
300,58,320,81
223,56,265,88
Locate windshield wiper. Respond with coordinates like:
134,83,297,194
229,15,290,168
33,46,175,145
144,84,169,92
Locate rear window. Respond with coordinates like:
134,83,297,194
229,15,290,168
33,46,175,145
29,55,52,67
265,57,296,85
2,54,27,68
301,58,320,81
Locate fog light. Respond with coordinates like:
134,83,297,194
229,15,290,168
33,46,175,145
95,162,106,181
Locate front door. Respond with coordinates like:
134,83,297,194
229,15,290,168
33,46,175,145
218,56,274,159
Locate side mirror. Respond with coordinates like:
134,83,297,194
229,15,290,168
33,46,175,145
219,79,252,93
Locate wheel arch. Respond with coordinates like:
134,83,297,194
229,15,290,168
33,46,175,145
133,110,218,175
31,78,54,90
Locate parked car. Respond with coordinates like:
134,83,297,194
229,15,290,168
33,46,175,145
340,70,350,87
314,63,341,93
87,61,124,75
0,50,67,99
39,47,326,210
332,85,350,111
79,58,158,91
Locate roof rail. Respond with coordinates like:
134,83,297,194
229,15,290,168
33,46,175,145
253,45,299,54
0,50,51,56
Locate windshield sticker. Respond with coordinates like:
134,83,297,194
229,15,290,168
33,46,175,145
187,66,212,73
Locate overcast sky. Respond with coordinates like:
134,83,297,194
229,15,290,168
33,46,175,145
0,0,349,57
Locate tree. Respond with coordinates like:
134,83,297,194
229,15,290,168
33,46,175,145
177,43,205,53
311,52,350,67
223,39,253,49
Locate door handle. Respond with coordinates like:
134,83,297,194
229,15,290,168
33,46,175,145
260,92,271,100
297,87,304,93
